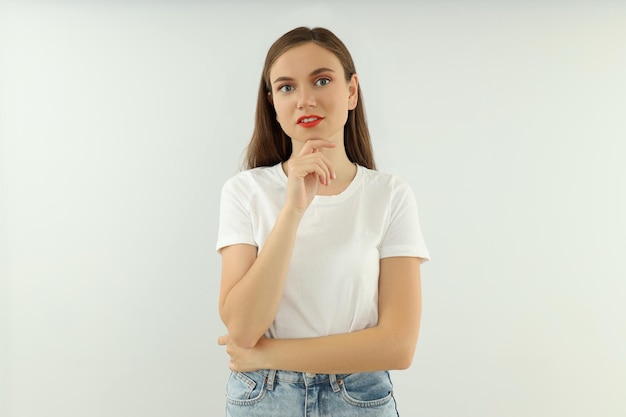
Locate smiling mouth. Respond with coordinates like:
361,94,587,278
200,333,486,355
297,115,324,127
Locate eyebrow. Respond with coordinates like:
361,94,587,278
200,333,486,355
272,67,336,84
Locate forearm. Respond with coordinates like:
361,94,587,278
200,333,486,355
258,324,418,374
221,208,302,347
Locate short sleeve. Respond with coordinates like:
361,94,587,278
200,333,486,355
215,176,257,253
379,181,430,262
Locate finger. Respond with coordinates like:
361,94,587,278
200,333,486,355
311,149,335,182
313,155,334,185
300,161,330,186
298,153,334,185
316,160,331,186
298,139,336,156
289,157,331,185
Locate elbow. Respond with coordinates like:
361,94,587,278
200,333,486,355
219,310,264,349
393,350,415,370
388,335,418,370
226,325,263,349
222,319,265,349
230,333,261,350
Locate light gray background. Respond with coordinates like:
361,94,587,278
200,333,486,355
1,1,625,416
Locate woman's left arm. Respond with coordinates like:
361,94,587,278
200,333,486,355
218,256,423,374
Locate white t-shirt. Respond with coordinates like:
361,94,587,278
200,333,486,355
216,163,430,339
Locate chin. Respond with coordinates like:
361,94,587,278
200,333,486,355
291,135,321,143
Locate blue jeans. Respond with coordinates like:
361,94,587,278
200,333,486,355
225,369,400,416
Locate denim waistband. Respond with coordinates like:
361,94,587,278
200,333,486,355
248,369,350,392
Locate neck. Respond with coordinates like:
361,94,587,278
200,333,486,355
290,138,355,182
285,138,357,196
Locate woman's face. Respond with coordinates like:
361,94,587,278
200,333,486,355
268,42,358,146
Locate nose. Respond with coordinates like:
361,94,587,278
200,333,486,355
296,85,316,110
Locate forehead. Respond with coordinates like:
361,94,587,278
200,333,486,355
270,42,342,79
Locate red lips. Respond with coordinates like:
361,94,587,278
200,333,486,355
297,115,324,128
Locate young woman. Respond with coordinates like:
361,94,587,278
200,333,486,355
216,26,430,417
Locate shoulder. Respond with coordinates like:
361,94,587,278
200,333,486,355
358,166,414,197
221,164,283,195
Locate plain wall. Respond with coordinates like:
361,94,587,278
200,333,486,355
1,1,625,416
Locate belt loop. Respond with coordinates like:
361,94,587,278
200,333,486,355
266,369,277,391
329,374,340,393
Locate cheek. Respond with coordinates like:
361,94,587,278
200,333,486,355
273,102,289,125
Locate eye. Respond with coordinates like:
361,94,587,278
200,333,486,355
315,77,331,86
278,84,294,93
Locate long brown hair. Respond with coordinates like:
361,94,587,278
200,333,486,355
244,27,376,170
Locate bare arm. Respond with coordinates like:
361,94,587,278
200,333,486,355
218,209,301,348
219,140,336,348
219,256,423,373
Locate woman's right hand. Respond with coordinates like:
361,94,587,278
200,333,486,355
284,139,336,212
